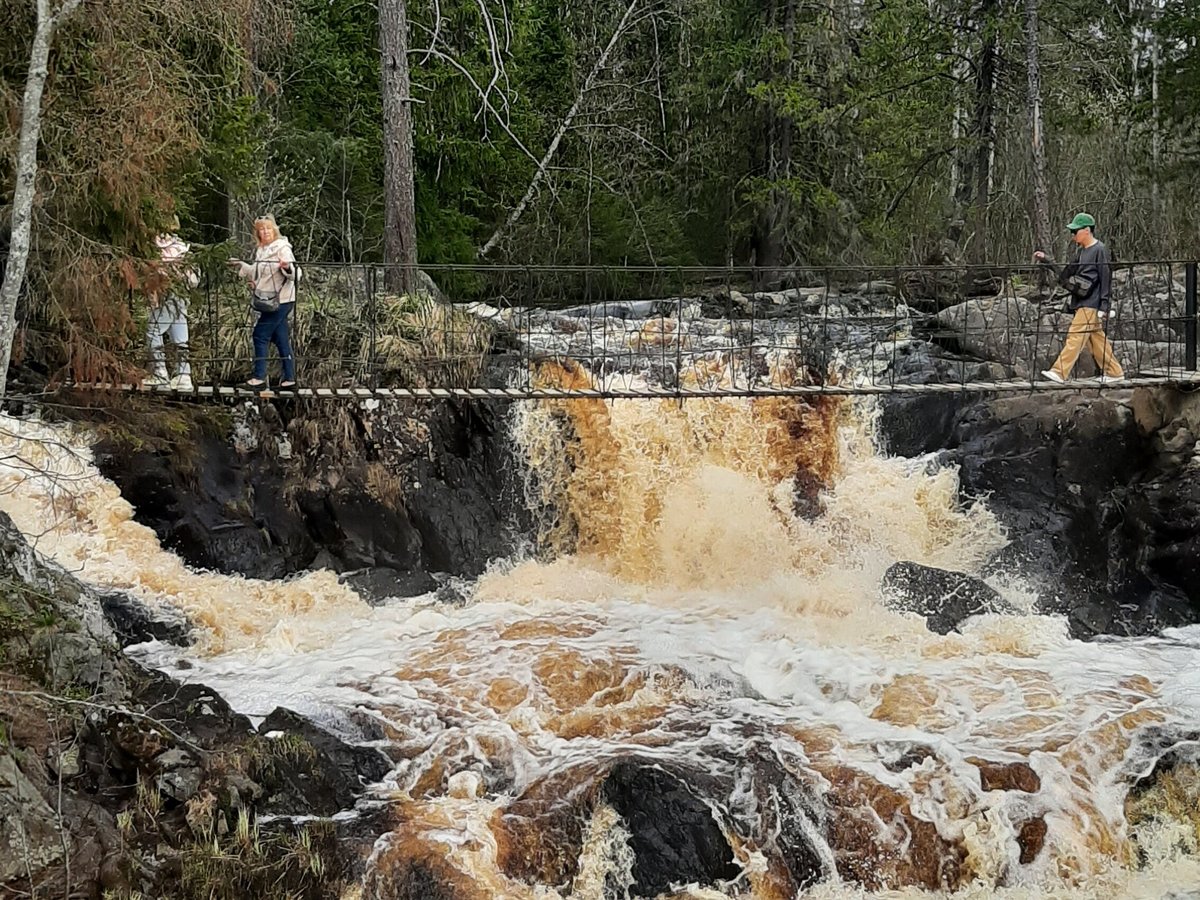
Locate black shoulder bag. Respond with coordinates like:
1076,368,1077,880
251,264,291,313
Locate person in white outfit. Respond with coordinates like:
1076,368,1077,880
144,224,198,390
226,215,300,389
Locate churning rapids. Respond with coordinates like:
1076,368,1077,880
1,389,1199,899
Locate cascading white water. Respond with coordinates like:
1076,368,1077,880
0,397,1198,899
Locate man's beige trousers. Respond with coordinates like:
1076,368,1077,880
1049,307,1124,379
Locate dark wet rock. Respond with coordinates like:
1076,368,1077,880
298,488,423,571
496,751,821,896
364,850,490,900
94,399,527,588
1125,475,1200,610
99,589,193,646
872,339,995,457
434,578,470,606
878,742,937,773
338,566,438,604
128,671,255,748
405,401,525,575
737,748,825,893
950,392,1200,635
881,562,1017,634
94,432,315,581
256,708,394,817
603,760,741,897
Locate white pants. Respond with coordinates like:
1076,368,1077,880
148,296,190,378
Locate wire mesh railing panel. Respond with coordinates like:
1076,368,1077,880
24,259,1200,397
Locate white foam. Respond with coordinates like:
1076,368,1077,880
0,406,1198,896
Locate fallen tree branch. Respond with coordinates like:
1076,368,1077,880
477,0,644,257
1,688,208,756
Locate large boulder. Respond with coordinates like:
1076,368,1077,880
255,708,394,817
93,398,527,587
933,294,1056,377
881,562,1017,634
948,390,1200,635
494,751,825,898
0,504,381,897
602,761,741,896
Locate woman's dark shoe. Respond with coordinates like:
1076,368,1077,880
278,381,298,391
243,379,267,390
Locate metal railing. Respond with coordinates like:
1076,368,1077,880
31,260,1200,397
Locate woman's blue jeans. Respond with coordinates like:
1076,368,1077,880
252,304,295,382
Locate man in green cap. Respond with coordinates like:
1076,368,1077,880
1034,213,1124,384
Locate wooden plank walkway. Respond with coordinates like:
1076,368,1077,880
62,371,1200,401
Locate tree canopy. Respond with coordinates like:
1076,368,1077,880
3,0,1198,274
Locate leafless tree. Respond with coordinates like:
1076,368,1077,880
479,0,646,257
380,0,419,293
0,0,86,397
1024,0,1051,252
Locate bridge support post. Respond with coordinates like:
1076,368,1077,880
1187,262,1198,372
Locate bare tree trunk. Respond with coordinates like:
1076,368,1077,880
380,0,418,294
1024,0,1052,252
1151,21,1161,229
948,10,968,213
751,0,796,276
967,3,998,265
0,0,83,397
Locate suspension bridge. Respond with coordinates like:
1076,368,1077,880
59,261,1200,401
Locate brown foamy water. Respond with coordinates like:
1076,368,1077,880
1,397,1198,899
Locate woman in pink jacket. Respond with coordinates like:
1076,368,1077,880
227,215,299,389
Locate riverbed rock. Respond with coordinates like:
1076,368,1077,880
602,760,741,896
93,398,527,589
950,391,1200,635
98,588,192,646
881,562,1018,634
256,708,394,817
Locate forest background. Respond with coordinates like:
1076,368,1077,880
2,0,1200,354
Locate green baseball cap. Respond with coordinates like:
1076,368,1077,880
1066,212,1096,231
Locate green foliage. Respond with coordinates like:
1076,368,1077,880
6,0,1200,302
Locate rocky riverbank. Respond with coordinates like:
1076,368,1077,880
81,393,529,600
0,510,386,897
4,266,1200,897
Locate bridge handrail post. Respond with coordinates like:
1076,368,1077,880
208,267,217,389
1186,261,1197,372
368,263,377,389
674,266,683,398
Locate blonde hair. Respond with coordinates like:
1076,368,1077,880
254,215,281,245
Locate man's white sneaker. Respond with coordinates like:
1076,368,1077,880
170,374,194,390
141,374,169,387
1097,374,1126,386
1041,370,1065,384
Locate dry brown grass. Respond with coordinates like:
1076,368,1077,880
187,286,495,388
